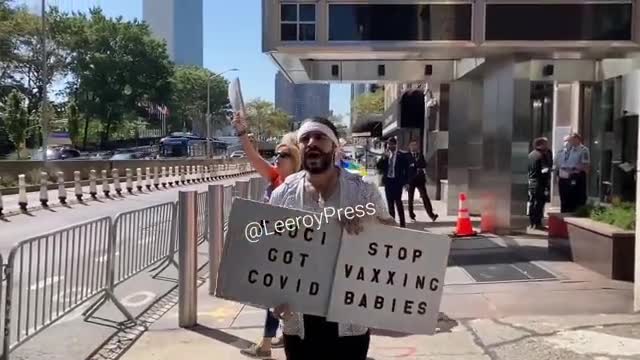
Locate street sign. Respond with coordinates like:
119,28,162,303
326,223,450,335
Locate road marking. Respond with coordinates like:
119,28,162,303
30,276,63,291
121,291,155,307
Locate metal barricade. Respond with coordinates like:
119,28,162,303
112,202,175,286
2,218,111,356
197,192,208,244
1,253,4,358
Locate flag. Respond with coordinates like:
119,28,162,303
340,159,367,176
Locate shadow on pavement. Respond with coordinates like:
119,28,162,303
189,324,253,350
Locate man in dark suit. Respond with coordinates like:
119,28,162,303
376,137,409,227
406,140,439,222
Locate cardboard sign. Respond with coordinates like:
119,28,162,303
228,77,246,116
326,223,450,334
215,198,342,316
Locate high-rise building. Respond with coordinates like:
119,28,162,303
350,84,383,128
143,0,203,66
275,71,330,128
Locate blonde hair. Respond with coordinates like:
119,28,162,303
276,132,302,171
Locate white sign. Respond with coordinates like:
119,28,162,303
215,198,342,316
326,223,450,334
228,77,246,116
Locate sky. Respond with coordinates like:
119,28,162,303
18,0,351,122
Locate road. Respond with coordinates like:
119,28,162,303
0,173,255,359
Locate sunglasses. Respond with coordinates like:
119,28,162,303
275,152,291,160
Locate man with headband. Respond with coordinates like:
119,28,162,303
268,117,395,359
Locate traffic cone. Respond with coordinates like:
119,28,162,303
453,193,477,237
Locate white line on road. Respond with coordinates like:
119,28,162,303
30,276,64,291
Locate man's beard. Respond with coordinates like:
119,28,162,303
303,149,334,174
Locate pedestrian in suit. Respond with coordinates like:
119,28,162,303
528,137,552,229
376,137,409,227
406,140,438,222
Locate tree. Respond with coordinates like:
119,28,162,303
2,90,29,158
66,100,80,145
329,113,349,139
64,8,174,146
245,99,290,140
352,91,384,117
169,65,228,133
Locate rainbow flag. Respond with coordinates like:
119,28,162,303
340,159,367,176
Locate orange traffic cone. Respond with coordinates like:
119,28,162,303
453,193,477,237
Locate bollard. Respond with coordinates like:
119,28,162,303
185,166,191,184
208,165,214,181
162,167,167,188
154,167,160,189
235,180,250,199
89,170,98,199
146,167,152,190
102,169,110,198
126,168,134,194
168,167,174,186
57,171,67,205
74,171,83,201
181,166,187,185
112,169,122,196
192,166,197,183
18,174,27,211
197,165,203,182
40,171,49,207
208,184,224,294
178,191,198,328
136,168,143,192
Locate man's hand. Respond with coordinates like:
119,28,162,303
274,303,294,321
231,112,248,134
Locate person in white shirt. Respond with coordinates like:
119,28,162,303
556,133,590,212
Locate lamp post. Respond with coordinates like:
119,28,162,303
206,68,238,157
40,0,49,163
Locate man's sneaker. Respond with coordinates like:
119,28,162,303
271,336,284,348
430,214,439,222
240,344,271,359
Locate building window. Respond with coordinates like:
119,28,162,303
329,4,472,41
485,3,632,41
281,3,316,41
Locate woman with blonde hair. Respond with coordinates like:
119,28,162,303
232,112,301,358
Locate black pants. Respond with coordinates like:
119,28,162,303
528,186,546,227
408,176,435,219
559,172,587,213
384,181,405,227
283,315,370,360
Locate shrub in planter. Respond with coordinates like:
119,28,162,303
589,201,635,231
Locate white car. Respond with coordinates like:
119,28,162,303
229,150,245,159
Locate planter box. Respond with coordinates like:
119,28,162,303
547,212,574,259
565,217,635,282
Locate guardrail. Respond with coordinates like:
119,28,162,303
0,175,265,359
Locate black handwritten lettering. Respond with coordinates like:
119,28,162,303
430,278,439,291
344,264,354,278
417,301,427,315
283,251,293,264
391,298,396,312
416,275,425,290
403,273,408,287
288,228,298,238
344,291,354,305
264,274,273,287
413,249,422,263
320,232,326,245
398,247,407,260
279,276,288,289
384,244,393,258
296,279,301,292
368,242,378,256
374,296,384,309
356,268,365,281
387,271,395,285
358,294,367,308
304,228,313,241
371,268,381,283
248,270,258,284
310,282,319,295
299,253,309,268
267,248,277,262
404,300,414,315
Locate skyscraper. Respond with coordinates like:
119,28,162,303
143,0,203,66
275,71,330,128
350,83,383,128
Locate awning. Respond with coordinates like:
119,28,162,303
351,120,382,138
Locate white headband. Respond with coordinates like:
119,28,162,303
297,121,339,146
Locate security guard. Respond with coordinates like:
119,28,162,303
528,137,552,229
556,133,590,212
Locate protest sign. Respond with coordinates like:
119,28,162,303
326,223,450,334
215,198,342,316
228,77,246,115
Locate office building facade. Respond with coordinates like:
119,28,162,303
275,71,330,127
143,0,203,66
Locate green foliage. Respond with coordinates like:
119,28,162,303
169,65,228,132
2,90,29,158
245,99,290,139
576,200,636,231
352,91,384,117
66,100,80,145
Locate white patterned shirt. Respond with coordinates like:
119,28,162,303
268,167,393,339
